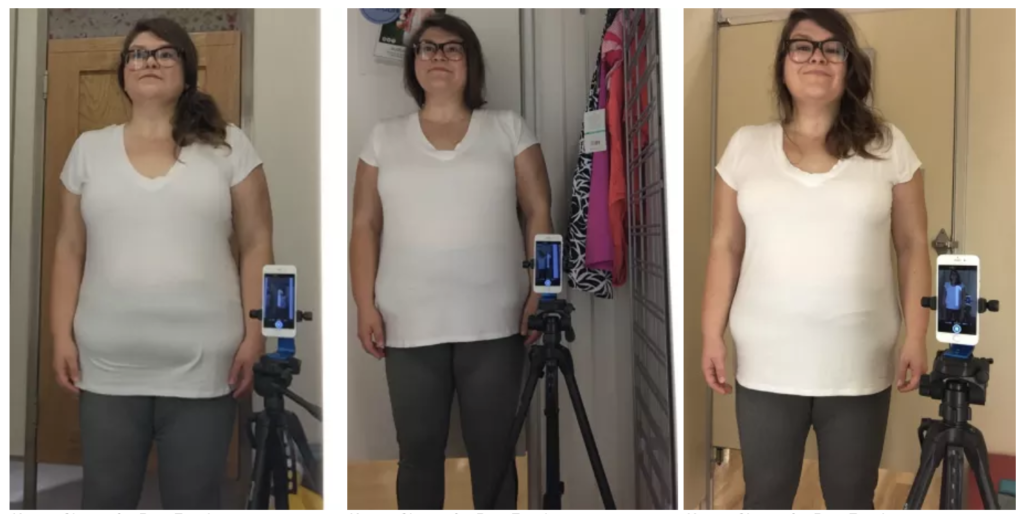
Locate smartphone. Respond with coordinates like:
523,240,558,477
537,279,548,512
533,234,564,295
262,265,298,338
935,254,980,346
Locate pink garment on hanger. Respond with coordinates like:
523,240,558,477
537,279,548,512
603,11,628,286
584,20,619,272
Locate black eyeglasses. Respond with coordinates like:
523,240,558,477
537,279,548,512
786,39,848,64
123,46,182,69
414,41,465,62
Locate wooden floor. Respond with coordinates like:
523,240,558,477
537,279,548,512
348,457,528,510
712,450,942,510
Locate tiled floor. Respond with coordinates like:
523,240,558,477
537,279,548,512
9,460,248,510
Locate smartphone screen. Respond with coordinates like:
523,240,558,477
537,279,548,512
263,274,296,331
535,240,562,289
938,264,978,336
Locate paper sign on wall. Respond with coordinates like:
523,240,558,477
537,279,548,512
583,109,608,153
374,8,447,65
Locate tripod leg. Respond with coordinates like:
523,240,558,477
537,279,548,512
557,347,617,510
483,346,545,511
247,415,272,510
545,359,561,510
905,421,947,510
962,426,1000,509
272,423,291,510
285,411,321,495
940,446,965,509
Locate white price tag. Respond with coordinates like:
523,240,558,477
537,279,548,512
583,109,608,153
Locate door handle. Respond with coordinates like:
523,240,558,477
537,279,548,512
932,228,959,255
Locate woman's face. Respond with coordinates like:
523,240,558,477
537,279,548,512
413,27,468,100
123,31,186,104
782,20,847,107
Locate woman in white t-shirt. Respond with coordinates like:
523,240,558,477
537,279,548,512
350,14,552,510
50,18,272,510
701,9,930,509
943,269,964,322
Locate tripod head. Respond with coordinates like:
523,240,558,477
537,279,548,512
523,258,576,345
918,295,999,419
247,309,321,421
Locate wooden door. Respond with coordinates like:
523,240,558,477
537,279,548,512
38,31,243,479
712,9,957,473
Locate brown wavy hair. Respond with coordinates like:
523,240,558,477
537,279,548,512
774,9,889,159
118,18,229,149
403,13,487,110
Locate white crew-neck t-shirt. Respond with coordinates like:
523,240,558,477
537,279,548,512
359,109,538,348
61,123,262,398
718,122,921,397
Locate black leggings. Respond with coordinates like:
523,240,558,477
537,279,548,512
736,382,891,510
78,391,236,510
385,335,525,510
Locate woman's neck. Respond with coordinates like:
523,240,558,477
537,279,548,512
787,102,839,139
127,101,176,139
420,95,470,123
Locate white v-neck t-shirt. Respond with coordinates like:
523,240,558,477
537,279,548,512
718,122,921,397
61,123,262,398
359,109,538,348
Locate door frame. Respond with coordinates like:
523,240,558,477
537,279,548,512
703,7,974,508
14,8,257,509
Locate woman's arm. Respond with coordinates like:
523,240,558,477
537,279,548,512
350,159,384,312
515,144,554,279
51,190,86,345
892,170,930,391
892,171,931,343
702,175,745,343
50,189,86,394
232,166,275,345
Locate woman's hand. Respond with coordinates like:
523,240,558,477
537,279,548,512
896,338,928,393
229,338,264,398
520,293,542,345
702,337,733,394
53,338,81,396
358,307,386,359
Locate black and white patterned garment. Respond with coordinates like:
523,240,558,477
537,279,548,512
567,9,618,299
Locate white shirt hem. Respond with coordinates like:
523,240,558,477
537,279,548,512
736,379,893,398
79,383,232,399
385,329,522,349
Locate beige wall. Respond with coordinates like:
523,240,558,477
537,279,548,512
10,8,47,458
251,8,322,444
963,8,1015,456
682,8,714,510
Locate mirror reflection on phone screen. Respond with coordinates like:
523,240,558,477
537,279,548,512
938,265,978,336
263,274,296,330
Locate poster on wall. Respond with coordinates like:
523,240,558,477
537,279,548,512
374,9,447,64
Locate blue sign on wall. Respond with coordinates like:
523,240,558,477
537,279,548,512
360,9,401,25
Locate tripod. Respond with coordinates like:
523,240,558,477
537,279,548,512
904,296,1000,510
245,309,323,510
484,295,616,510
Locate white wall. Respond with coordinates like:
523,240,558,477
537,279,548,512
346,7,636,509
345,7,523,461
251,8,322,444
10,8,47,459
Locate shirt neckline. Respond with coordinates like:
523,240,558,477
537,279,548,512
774,122,850,187
119,124,181,191
410,110,480,160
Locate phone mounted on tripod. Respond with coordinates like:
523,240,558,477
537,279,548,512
245,307,322,510
905,293,1001,510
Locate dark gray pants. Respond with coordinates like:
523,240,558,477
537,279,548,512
385,335,525,510
79,391,237,510
736,382,891,510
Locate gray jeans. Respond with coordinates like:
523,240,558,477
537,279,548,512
385,334,525,510
736,382,891,510
78,391,236,510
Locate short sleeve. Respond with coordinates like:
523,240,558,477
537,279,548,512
227,125,263,187
359,123,382,167
508,111,539,156
715,127,747,191
888,124,923,184
59,135,87,195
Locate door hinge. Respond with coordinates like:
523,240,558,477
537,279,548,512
932,228,959,254
42,70,48,100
